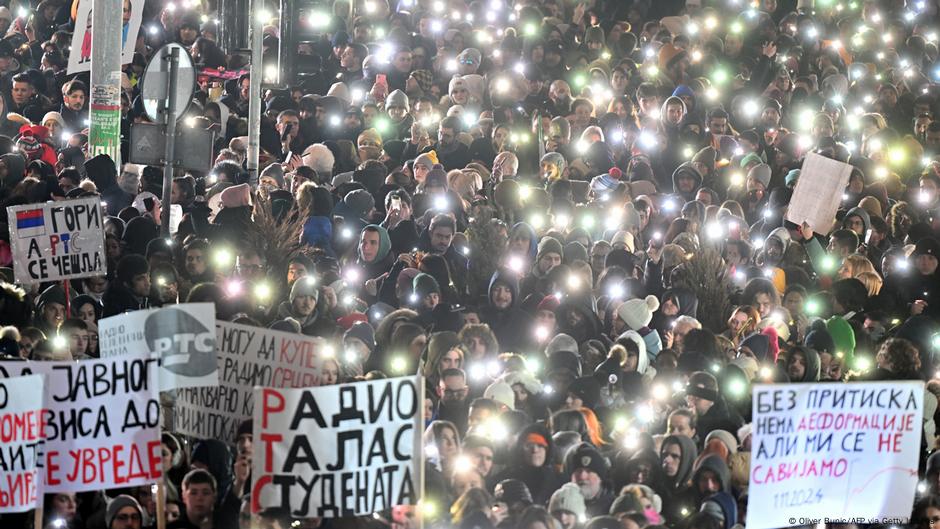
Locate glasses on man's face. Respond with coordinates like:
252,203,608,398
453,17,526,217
443,387,467,399
115,513,142,522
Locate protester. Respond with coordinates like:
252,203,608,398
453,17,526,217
2,0,940,527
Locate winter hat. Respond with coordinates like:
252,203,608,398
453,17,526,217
739,332,771,363
567,376,601,409
691,146,716,167
913,237,940,258
785,169,801,186
386,89,410,110
804,323,835,354
457,48,483,68
747,163,772,188
494,479,533,505
484,379,515,409
548,350,582,377
414,151,437,169
106,495,142,528
549,483,587,518
739,153,762,171
116,254,149,285
825,316,856,362
705,430,739,454
564,442,609,478
564,241,588,264
609,492,644,515
686,371,720,402
536,237,564,263
41,111,65,130
409,70,434,94
658,43,687,71
426,164,448,188
220,183,251,208
344,189,375,218
730,356,759,380
344,321,375,352
590,167,622,194
616,295,659,330
289,277,320,304
546,333,579,356
260,163,285,188
537,295,561,313
412,273,441,299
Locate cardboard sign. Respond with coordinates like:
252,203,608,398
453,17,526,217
173,322,324,444
252,377,423,518
67,0,144,74
99,303,218,391
0,375,45,512
6,197,106,284
0,356,161,493
747,382,923,529
785,152,854,235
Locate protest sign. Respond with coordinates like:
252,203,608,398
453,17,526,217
0,356,161,493
252,376,423,518
173,322,323,444
6,197,106,285
785,152,853,235
67,0,144,74
747,381,923,529
0,375,45,513
100,303,218,391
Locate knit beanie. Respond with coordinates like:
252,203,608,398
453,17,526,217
426,163,448,188
590,167,622,194
785,169,801,187
414,151,437,168
412,273,441,299
704,430,739,454
616,295,659,330
344,189,375,218
494,479,533,505
739,152,762,169
804,324,835,354
549,483,587,518
386,89,410,110
260,163,285,188
567,376,601,409
106,495,142,528
747,163,772,188
290,277,320,303
546,333,580,356
825,316,856,364
564,442,609,478
344,322,376,352
536,237,564,262
484,379,514,408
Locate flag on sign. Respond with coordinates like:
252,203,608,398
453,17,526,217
15,209,45,238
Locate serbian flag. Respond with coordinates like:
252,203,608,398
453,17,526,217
15,209,45,238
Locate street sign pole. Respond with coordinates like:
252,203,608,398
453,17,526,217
160,47,180,237
246,0,264,187
88,0,123,164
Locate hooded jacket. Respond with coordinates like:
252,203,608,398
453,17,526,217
842,206,871,235
481,269,532,353
670,162,703,201
85,154,133,213
690,454,732,504
491,423,565,504
660,434,698,522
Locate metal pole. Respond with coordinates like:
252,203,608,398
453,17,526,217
246,0,264,187
160,48,180,237
88,0,123,165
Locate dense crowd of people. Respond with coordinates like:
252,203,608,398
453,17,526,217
1,0,940,527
